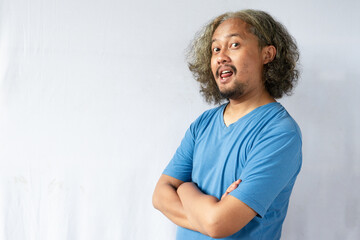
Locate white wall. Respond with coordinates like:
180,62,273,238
0,0,359,239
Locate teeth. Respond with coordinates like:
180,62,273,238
221,70,231,74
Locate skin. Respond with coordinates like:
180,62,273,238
152,176,241,234
211,18,276,126
153,18,277,238
221,179,241,200
152,175,197,231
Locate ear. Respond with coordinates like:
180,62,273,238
262,45,276,64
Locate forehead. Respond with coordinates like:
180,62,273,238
212,18,251,41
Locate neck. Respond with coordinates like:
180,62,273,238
223,90,275,126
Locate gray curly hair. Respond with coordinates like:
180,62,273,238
187,9,300,104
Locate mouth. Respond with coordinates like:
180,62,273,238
216,65,237,83
220,70,233,79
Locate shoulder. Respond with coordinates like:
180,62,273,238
198,104,225,120
189,104,225,132
258,102,301,139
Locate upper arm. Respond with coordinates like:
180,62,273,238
230,130,302,217
156,174,184,189
163,126,195,182
152,175,198,231
153,174,186,208
153,122,195,215
207,129,301,238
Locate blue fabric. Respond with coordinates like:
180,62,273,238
163,102,302,240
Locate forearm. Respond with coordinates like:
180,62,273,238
152,176,197,231
177,182,256,238
177,182,220,235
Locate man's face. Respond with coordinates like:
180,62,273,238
211,18,267,100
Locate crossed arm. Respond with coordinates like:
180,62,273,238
152,174,256,238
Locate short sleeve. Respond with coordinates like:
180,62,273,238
229,129,302,217
162,124,195,182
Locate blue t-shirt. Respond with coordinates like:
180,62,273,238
163,102,302,240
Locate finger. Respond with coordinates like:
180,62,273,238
221,192,229,200
230,179,241,189
226,180,240,192
230,180,241,189
221,185,237,200
226,183,236,192
224,187,236,197
228,184,238,191
222,179,242,200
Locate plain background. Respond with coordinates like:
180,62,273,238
0,0,359,239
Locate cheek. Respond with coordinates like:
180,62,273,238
235,60,249,74
235,55,258,74
210,58,217,75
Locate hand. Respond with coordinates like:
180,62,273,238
221,179,241,200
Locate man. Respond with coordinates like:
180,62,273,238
153,9,302,239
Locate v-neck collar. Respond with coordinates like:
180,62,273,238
220,102,279,129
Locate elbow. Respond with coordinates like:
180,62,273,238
152,186,168,212
206,226,234,239
203,213,240,239
202,212,225,238
152,190,161,210
209,234,228,239
205,223,228,239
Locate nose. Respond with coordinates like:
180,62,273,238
217,50,231,64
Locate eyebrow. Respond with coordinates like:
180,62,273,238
212,33,245,43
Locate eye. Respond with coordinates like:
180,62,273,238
231,42,240,48
212,47,220,53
